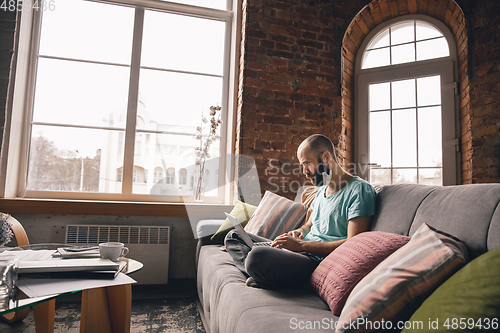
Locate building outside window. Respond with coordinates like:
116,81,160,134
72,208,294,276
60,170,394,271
179,169,187,186
166,168,175,185
4,0,237,203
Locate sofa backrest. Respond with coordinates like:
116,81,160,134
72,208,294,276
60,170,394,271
371,184,500,260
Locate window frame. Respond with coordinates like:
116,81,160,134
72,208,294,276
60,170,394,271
355,15,461,186
1,0,241,206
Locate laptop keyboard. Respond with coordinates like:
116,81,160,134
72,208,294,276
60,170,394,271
253,242,272,247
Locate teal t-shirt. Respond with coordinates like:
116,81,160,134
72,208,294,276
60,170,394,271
303,176,376,243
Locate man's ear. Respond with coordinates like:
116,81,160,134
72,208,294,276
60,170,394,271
322,151,332,164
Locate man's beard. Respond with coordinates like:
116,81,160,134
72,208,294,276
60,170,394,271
314,159,330,186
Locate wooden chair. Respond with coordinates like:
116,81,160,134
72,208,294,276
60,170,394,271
0,214,31,323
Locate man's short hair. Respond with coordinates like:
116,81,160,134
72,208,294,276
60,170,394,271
301,134,334,159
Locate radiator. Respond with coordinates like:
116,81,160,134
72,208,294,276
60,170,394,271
65,225,170,285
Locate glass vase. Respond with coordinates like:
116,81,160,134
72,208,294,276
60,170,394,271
193,162,206,203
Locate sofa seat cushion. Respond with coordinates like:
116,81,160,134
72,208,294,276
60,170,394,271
197,245,335,333
409,184,500,259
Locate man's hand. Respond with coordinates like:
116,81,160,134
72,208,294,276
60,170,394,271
288,229,304,239
272,234,304,252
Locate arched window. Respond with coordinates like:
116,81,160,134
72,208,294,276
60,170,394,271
179,168,187,185
355,16,459,186
153,167,163,184
166,167,175,185
132,166,147,183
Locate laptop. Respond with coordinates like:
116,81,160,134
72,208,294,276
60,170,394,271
17,258,121,274
224,212,272,248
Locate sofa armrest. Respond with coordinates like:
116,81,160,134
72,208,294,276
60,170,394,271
196,219,226,266
196,219,225,240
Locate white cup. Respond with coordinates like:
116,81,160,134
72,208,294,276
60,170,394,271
99,242,129,261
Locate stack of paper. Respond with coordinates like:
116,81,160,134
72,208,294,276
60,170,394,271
0,249,123,279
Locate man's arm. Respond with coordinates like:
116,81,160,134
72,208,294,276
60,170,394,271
272,216,372,257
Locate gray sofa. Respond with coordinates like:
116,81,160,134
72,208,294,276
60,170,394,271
196,184,500,333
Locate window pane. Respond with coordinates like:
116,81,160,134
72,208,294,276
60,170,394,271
416,21,443,41
148,134,220,197
362,48,390,69
32,58,129,128
141,10,225,75
367,30,390,49
418,106,442,167
393,168,417,184
160,0,227,10
369,111,391,168
417,75,441,106
391,22,414,45
138,69,223,128
27,126,118,193
39,0,134,65
370,169,391,186
392,79,416,109
392,109,417,167
418,168,442,185
391,43,415,65
362,20,448,69
416,38,449,61
369,82,390,111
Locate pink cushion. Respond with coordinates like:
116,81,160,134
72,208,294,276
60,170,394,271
310,231,410,315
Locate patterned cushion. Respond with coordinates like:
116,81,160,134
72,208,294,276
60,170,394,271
210,201,258,242
310,231,410,316
402,245,500,332
337,223,468,333
244,191,308,240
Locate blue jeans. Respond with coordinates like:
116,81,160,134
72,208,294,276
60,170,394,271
224,230,321,288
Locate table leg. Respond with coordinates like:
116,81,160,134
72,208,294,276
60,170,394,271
0,307,30,324
32,299,55,333
106,284,132,333
80,288,112,333
80,284,132,333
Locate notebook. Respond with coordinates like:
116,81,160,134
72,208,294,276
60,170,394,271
224,212,272,248
17,258,121,274
19,260,127,279
53,246,100,259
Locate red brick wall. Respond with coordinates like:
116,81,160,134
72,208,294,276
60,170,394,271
237,0,500,199
237,0,356,199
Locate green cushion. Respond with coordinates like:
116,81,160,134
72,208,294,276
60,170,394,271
210,201,257,242
402,246,500,332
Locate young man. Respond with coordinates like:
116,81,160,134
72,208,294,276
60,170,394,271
225,134,376,288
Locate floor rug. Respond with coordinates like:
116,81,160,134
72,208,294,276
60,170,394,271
0,297,206,333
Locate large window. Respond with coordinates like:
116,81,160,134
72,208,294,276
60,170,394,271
356,16,459,186
6,0,237,203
